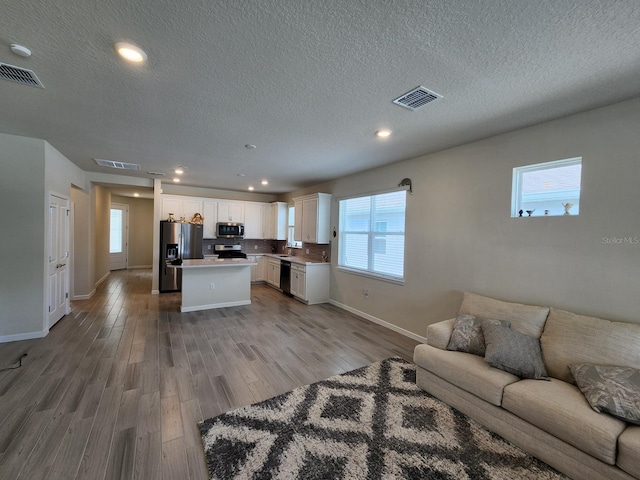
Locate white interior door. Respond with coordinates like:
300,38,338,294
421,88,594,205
48,194,70,329
110,203,128,270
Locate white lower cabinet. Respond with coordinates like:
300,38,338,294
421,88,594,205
267,258,281,289
248,255,267,283
290,263,329,304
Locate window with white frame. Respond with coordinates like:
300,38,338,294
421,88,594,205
287,206,302,248
338,189,406,282
512,157,582,217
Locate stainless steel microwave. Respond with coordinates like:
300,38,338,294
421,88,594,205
216,222,245,238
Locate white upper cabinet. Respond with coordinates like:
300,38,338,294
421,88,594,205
261,204,272,239
202,201,218,238
293,193,331,244
161,196,203,223
181,198,204,223
161,196,182,221
243,203,262,239
218,201,244,223
271,202,288,240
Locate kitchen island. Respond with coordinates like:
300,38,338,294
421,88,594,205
171,258,257,312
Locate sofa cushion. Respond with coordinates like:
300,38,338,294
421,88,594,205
570,364,640,425
541,308,640,384
459,292,549,338
446,315,510,356
483,322,548,379
414,343,520,406
618,426,640,478
502,378,627,464
426,318,455,350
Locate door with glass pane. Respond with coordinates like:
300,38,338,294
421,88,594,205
110,203,128,270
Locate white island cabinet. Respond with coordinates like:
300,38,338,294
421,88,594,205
172,258,256,312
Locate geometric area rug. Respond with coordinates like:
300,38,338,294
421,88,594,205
199,357,567,479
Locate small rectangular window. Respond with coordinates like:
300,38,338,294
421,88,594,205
338,190,406,282
287,206,302,248
512,157,582,217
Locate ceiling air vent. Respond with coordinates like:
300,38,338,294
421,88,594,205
0,62,44,88
147,171,166,176
393,86,442,111
94,159,140,170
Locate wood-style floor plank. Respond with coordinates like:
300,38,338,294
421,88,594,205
0,269,418,479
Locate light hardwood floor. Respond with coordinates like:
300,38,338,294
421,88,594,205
0,269,418,479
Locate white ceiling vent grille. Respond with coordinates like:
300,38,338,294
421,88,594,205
94,159,140,170
393,86,442,111
0,62,44,88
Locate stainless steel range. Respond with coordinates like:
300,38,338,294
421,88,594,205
214,244,247,259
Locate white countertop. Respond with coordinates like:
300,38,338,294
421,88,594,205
262,253,329,265
172,258,257,268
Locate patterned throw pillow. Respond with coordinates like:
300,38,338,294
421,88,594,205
482,321,548,379
569,364,640,425
446,314,510,356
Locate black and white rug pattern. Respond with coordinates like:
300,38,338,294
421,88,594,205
199,357,567,479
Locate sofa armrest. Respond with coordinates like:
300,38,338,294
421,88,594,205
426,318,455,350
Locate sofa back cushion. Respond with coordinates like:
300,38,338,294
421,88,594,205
541,308,640,383
458,292,549,338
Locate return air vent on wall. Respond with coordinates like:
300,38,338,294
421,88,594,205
94,159,140,170
393,86,442,111
0,62,44,88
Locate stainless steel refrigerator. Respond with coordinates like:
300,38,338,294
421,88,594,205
159,221,203,292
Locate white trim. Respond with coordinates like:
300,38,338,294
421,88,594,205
127,265,152,269
180,299,251,312
151,289,160,295
337,186,407,201
336,266,405,285
0,329,48,343
72,289,96,301
95,271,110,287
328,299,426,343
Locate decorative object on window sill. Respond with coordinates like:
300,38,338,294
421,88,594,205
562,202,574,215
398,177,413,194
544,210,550,216
518,209,524,217
526,209,535,217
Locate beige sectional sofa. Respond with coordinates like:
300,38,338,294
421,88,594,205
413,292,640,480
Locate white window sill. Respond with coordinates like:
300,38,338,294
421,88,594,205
336,266,404,285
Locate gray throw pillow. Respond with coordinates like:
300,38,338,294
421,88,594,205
482,321,548,379
569,364,640,425
446,314,510,356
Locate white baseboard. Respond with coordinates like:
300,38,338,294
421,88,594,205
95,271,110,287
128,265,152,269
151,290,159,295
0,329,48,344
328,299,426,344
72,289,96,301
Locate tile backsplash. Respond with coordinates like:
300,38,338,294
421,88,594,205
202,238,331,262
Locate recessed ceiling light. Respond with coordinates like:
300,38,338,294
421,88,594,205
174,167,184,174
261,180,268,185
375,129,392,138
237,173,245,177
245,144,257,149
248,186,254,191
114,42,147,63
173,178,180,183
133,193,140,197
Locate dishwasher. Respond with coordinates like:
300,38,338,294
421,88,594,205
280,260,292,296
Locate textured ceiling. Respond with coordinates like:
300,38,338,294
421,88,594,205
2,0,640,193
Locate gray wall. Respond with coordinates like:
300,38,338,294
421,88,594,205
289,98,640,337
0,134,46,338
0,135,87,339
